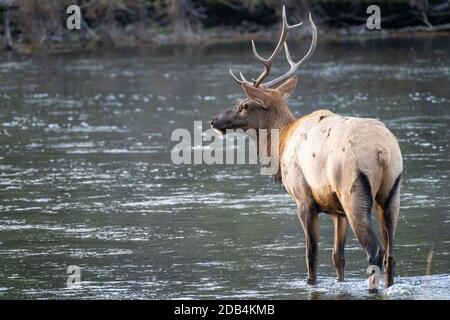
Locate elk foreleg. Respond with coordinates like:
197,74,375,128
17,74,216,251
332,215,348,282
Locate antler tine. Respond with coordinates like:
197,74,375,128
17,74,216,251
239,72,249,82
251,5,303,87
229,68,252,85
284,42,295,67
264,13,317,88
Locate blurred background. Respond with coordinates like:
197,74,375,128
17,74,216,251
0,0,449,300
1,0,450,52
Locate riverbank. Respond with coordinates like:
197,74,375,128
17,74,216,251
1,0,450,54
7,25,450,55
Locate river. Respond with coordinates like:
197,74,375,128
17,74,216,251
0,36,449,299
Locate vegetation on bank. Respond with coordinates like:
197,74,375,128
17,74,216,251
0,0,449,52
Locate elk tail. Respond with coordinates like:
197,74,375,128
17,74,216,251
377,146,390,169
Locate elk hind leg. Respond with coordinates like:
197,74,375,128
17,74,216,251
376,174,401,288
342,171,384,291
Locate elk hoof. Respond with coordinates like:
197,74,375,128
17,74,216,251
307,278,317,285
368,288,379,294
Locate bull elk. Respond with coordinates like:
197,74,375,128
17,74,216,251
210,6,403,291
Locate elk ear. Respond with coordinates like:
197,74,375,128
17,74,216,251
241,83,269,109
276,76,298,99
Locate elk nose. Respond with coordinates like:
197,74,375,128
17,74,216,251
210,117,216,127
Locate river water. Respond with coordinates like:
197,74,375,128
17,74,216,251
0,36,449,299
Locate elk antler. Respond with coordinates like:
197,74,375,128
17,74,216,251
229,6,317,89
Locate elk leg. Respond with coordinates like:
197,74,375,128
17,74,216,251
376,175,401,288
297,203,319,285
346,214,383,269
345,208,384,293
341,172,384,292
332,215,347,282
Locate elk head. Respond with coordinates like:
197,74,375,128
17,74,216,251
211,6,317,134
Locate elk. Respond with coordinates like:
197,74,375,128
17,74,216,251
210,6,403,292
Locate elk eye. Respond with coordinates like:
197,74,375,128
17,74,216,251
240,103,248,112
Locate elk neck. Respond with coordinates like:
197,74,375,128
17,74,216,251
257,101,297,183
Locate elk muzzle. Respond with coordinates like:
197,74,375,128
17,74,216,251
210,108,247,134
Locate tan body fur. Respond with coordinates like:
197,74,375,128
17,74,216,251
278,108,403,287
281,109,402,215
